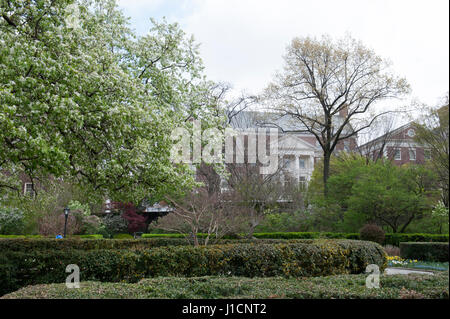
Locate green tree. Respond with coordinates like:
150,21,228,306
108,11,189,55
346,162,437,233
0,0,217,203
308,154,439,233
413,96,449,207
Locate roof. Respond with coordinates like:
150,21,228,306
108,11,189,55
358,121,414,149
229,111,309,132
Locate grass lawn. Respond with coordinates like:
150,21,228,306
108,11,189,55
2,272,448,299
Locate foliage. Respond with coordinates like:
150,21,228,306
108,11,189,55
360,224,385,244
1,178,105,235
37,210,82,236
110,202,146,234
0,206,25,235
255,210,310,233
0,240,387,296
113,233,134,239
308,154,440,233
102,213,128,235
413,98,449,207
400,242,449,262
1,232,447,251
2,272,449,299
0,0,223,203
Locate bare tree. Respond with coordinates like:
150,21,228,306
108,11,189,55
151,188,234,246
264,35,410,195
356,114,403,163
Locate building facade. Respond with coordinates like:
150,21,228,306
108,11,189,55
359,122,430,165
229,110,358,185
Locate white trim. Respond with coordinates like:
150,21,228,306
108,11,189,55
394,148,401,160
409,148,416,161
23,183,35,197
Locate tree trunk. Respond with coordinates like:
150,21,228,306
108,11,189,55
323,152,331,197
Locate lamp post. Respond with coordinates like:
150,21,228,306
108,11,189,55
63,207,70,238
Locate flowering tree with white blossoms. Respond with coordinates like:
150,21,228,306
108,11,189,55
0,0,221,203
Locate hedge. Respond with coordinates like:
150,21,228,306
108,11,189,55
385,234,449,246
0,240,387,296
400,242,449,262
143,232,448,246
0,235,44,238
0,234,102,239
2,232,448,245
0,238,190,251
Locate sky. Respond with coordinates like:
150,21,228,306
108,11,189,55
117,0,449,110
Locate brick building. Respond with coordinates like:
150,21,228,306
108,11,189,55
358,122,430,165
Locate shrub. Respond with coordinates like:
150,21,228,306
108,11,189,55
384,245,400,256
400,242,449,262
0,240,387,296
385,233,449,246
113,233,134,239
0,235,43,239
38,211,82,236
75,234,104,239
111,202,147,234
0,207,25,235
103,214,128,235
0,238,189,251
359,224,385,244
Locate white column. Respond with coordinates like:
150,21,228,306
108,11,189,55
295,155,300,183
309,156,315,180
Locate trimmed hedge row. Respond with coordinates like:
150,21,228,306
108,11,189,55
400,242,449,262
0,240,387,296
0,234,102,239
143,232,449,246
0,237,336,252
0,238,191,251
2,232,448,245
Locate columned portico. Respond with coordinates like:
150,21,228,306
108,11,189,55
275,134,318,186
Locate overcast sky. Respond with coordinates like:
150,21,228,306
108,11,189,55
117,0,449,109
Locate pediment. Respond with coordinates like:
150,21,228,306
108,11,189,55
273,134,317,151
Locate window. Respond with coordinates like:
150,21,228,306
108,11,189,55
393,148,401,160
24,183,35,197
299,158,305,169
299,176,307,188
407,129,415,137
409,149,416,161
282,156,293,169
424,149,431,160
